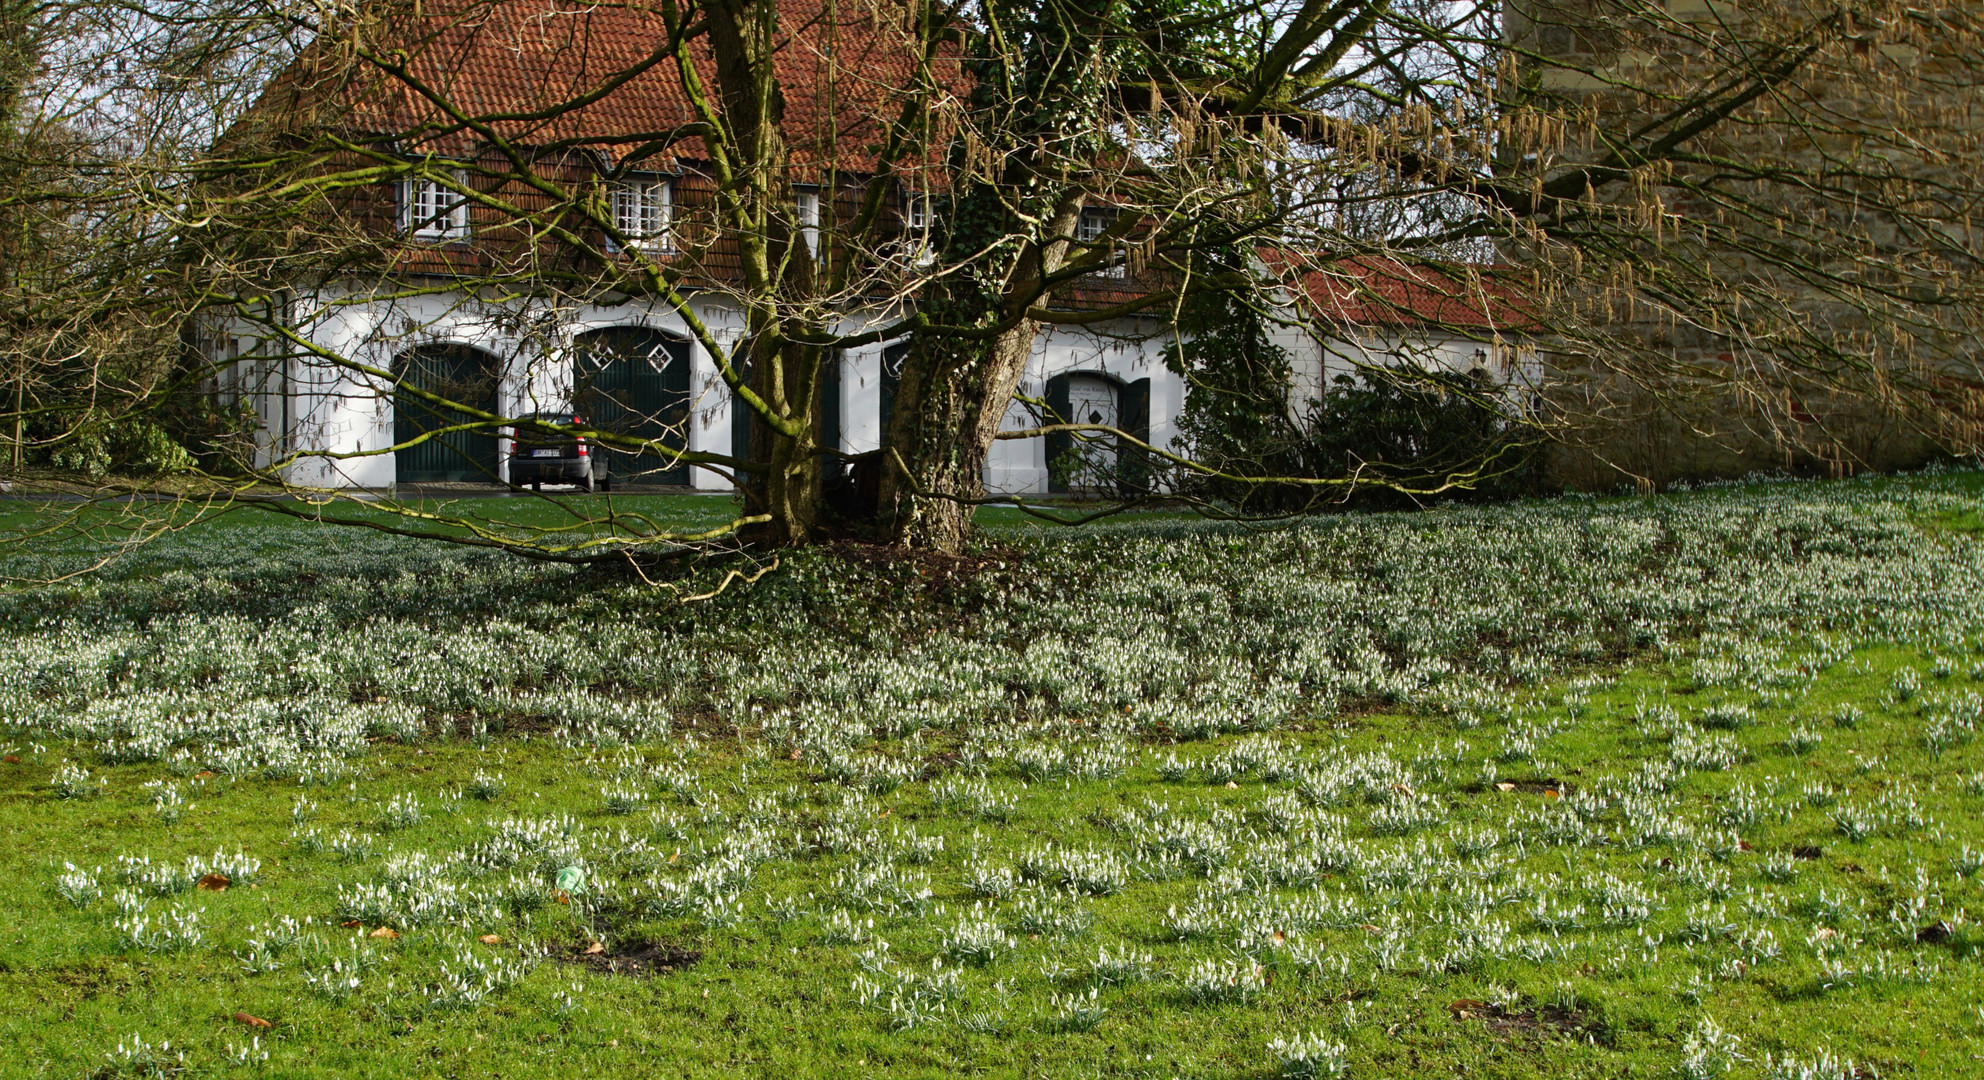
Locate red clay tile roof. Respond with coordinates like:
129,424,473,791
1263,251,1537,333
262,0,948,177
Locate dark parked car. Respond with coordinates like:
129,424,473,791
508,413,610,492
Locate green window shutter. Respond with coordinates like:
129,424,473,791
1044,372,1072,494
1120,377,1151,496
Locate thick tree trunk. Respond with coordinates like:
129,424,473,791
740,340,824,548
875,177,1082,552
704,0,825,549
878,319,1037,552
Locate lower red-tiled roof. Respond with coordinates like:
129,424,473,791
1263,251,1537,333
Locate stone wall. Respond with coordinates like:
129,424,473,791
1505,0,1984,485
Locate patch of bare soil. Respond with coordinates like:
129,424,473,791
1447,997,1604,1039
1498,777,1573,795
471,711,557,738
560,940,700,977
824,540,1014,590
1915,920,1955,945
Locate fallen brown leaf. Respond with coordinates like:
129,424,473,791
1495,782,1516,792
1224,781,1240,789
196,873,230,892
584,941,605,955
338,920,362,929
368,926,400,940
478,934,503,945
1447,998,1487,1018
1544,789,1561,800
553,890,570,905
1,755,19,765
232,1012,272,1029
193,771,216,779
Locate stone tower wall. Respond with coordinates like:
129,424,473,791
1505,0,1984,487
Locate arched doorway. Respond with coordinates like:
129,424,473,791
394,344,503,484
574,327,691,485
1044,371,1150,495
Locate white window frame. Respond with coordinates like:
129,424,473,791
400,171,470,240
902,192,933,266
795,187,822,258
1078,208,1124,278
610,175,673,254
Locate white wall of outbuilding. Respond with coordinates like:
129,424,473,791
1264,310,1540,419
207,284,1192,495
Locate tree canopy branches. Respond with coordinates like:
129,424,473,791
0,0,1976,565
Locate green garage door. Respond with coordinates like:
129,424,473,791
575,327,692,485
394,345,502,484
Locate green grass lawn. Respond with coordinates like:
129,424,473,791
2,471,1982,1078
0,491,748,547
0,489,1212,559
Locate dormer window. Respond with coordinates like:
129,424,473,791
400,173,469,240
1076,209,1105,244
1078,208,1124,278
610,176,673,253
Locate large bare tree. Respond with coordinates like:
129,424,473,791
1,0,1978,564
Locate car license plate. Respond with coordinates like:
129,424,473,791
530,448,561,458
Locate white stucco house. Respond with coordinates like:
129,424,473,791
197,3,1531,497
